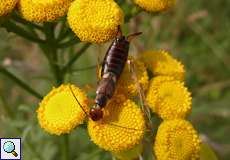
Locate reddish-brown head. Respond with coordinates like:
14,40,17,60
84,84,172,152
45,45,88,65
89,107,103,121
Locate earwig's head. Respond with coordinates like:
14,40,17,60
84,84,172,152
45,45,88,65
89,105,103,121
116,25,142,43
116,26,126,43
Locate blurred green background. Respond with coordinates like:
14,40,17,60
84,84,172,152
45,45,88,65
0,0,229,160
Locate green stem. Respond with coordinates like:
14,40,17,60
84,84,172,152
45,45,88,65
1,20,45,44
0,66,43,100
61,135,70,160
11,12,43,31
62,43,91,73
58,37,80,48
57,28,72,42
43,23,63,85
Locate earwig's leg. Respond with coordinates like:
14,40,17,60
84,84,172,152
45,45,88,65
127,59,153,130
96,45,103,84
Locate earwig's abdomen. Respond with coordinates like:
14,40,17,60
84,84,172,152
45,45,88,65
95,37,130,110
102,37,130,79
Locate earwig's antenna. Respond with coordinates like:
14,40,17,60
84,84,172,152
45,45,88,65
108,122,151,132
69,85,89,117
127,32,142,42
109,123,140,131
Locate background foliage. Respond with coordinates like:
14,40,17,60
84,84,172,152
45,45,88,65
0,0,229,160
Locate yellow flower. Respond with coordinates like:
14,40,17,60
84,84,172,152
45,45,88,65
146,76,175,109
0,0,18,16
116,57,149,97
140,50,185,81
88,95,145,152
146,79,192,120
18,0,72,22
132,0,176,12
154,119,201,160
67,0,124,43
37,84,89,135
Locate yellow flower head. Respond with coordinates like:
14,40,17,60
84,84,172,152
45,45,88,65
18,0,72,22
146,76,175,108
116,57,149,97
132,0,176,12
67,0,124,43
88,95,145,152
140,50,185,81
146,79,192,120
154,119,201,160
0,0,18,16
37,84,89,135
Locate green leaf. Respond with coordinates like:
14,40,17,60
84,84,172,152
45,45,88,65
200,143,219,160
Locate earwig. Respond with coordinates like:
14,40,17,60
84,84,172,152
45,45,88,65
90,27,142,121
69,27,153,132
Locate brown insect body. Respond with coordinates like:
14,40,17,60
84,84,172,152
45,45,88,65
90,29,142,121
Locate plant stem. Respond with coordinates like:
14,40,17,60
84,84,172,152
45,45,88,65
58,37,80,48
11,12,43,31
0,66,43,100
42,23,70,160
62,43,91,73
43,23,64,85
56,20,72,42
1,20,45,44
61,135,69,160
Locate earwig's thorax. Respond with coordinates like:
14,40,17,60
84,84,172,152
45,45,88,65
115,36,129,46
116,36,125,42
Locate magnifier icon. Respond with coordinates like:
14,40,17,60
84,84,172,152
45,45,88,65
3,141,18,157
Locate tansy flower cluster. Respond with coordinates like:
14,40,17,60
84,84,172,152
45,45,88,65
1,0,175,43
141,50,201,160
36,50,201,159
37,85,146,156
